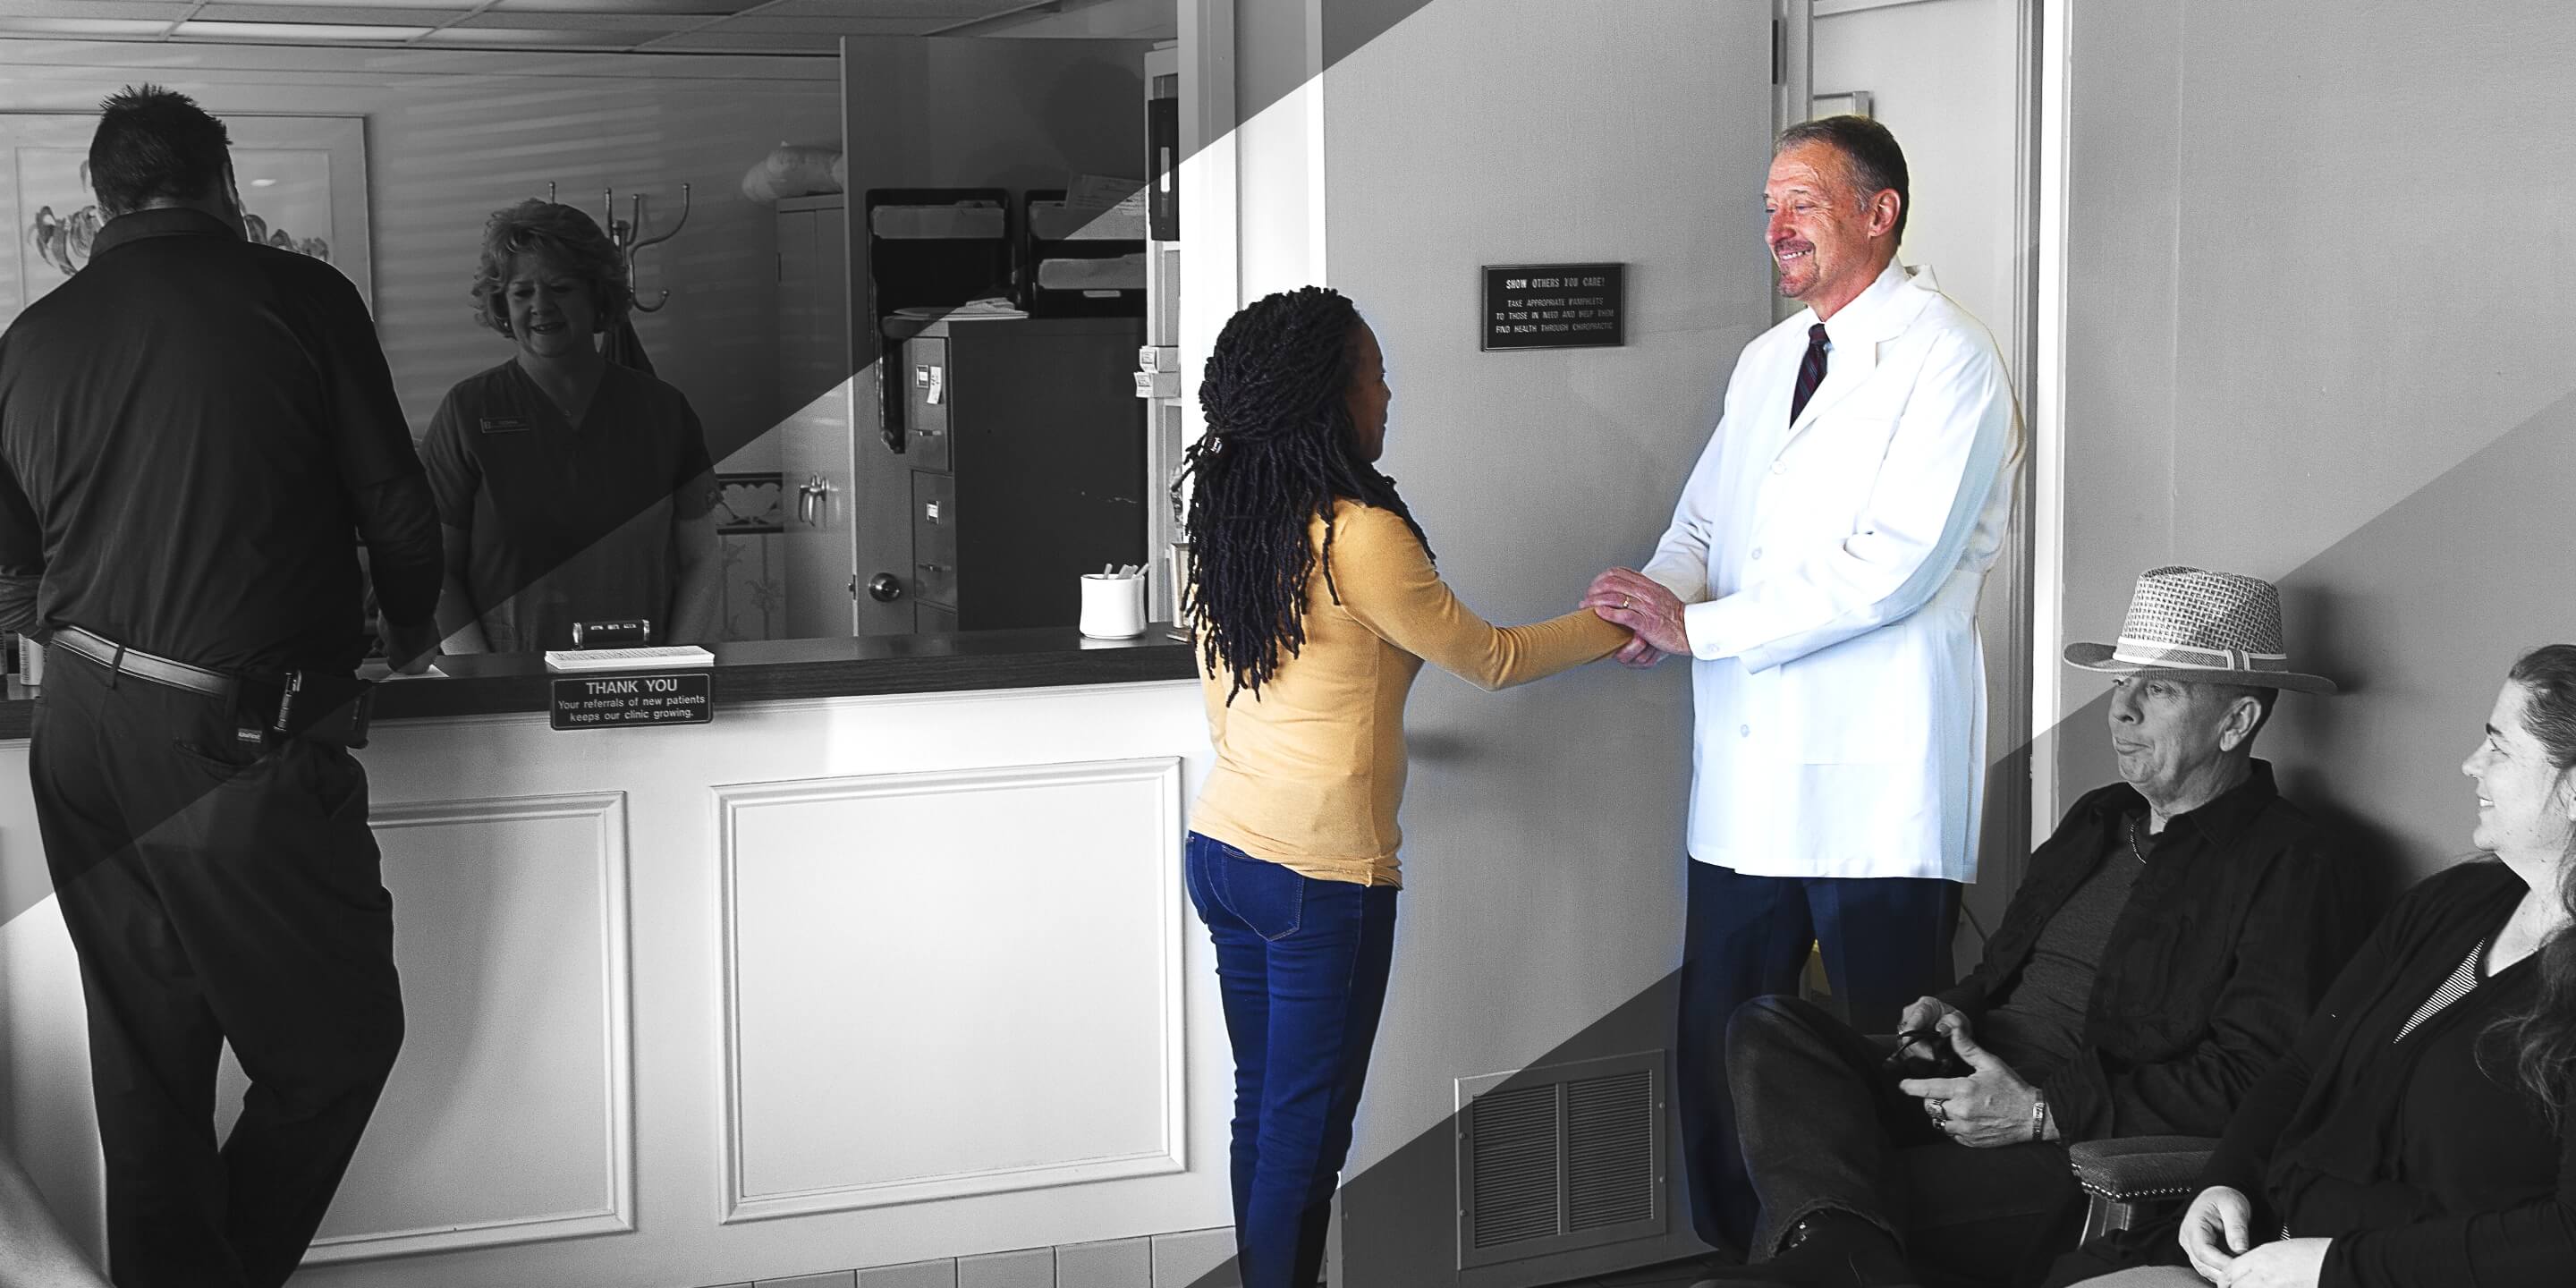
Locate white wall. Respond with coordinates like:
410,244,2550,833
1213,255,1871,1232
1296,1,1777,1282
2055,0,2576,894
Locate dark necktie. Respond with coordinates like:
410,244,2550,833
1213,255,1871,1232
1789,322,1829,425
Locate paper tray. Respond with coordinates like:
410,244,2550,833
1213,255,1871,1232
1035,254,1147,292
1028,199,1147,242
869,203,1006,240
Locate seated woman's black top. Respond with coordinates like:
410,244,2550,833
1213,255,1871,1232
2198,860,2575,1287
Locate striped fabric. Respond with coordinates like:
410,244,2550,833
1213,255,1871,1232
2395,938,2487,1042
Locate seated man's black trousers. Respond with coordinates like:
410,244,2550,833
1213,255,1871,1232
1726,996,2083,1287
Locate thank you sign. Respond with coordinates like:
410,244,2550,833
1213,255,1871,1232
550,673,714,730
1482,263,1625,351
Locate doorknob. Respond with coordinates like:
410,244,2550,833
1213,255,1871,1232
866,573,903,603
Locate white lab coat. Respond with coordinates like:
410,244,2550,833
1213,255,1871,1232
1642,260,2018,882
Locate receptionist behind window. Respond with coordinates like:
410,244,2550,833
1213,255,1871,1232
421,199,721,654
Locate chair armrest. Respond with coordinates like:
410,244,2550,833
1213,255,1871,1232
2068,1135,2219,1204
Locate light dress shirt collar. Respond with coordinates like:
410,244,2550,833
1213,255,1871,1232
1805,258,1936,350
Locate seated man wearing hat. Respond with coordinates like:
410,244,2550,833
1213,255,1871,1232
1696,567,2374,1288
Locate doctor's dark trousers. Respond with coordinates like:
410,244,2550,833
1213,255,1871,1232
1677,860,1957,1252
1185,833,1398,1288
30,648,403,1288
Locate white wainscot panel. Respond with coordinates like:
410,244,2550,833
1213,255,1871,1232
291,792,633,1260
718,757,1184,1221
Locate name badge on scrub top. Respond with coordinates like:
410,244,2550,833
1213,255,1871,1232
479,416,533,434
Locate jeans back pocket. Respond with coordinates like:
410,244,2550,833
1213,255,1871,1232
1219,849,1306,942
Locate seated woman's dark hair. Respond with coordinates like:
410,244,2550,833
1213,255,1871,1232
2484,643,2576,1118
469,199,629,336
1176,285,1427,701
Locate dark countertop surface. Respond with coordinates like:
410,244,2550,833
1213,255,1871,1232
0,627,1197,740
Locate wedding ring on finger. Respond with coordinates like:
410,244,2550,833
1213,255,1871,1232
1925,1098,1947,1125
1620,594,1632,610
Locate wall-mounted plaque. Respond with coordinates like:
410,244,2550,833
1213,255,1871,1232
1481,263,1625,351
549,673,714,730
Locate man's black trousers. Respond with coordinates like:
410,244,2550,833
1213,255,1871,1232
31,645,402,1288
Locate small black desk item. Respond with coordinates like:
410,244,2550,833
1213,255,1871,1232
1481,263,1625,351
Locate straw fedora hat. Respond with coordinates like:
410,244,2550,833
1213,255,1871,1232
2063,565,2336,694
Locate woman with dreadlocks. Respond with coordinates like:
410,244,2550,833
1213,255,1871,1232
1177,286,1628,1286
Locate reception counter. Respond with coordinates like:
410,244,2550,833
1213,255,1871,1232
0,629,1236,1288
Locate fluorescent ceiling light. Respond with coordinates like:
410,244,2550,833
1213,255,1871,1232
172,20,431,40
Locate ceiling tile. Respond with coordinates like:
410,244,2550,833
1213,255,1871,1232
637,28,856,51
454,9,690,30
751,0,1045,19
412,25,639,47
489,0,766,13
189,0,462,12
0,1,196,18
0,17,174,36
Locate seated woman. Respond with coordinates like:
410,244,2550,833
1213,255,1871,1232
2055,644,2576,1288
420,199,721,654
1177,286,1629,1288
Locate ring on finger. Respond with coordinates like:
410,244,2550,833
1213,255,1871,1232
1620,593,1631,610
1925,1098,1947,1124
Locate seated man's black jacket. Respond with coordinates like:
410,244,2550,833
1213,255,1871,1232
1937,759,2372,1142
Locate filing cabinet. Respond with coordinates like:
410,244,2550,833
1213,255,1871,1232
876,317,1147,631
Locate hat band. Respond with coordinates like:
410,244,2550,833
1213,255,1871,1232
2112,635,2291,674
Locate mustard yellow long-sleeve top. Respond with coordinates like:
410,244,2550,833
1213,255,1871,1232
1189,502,1630,887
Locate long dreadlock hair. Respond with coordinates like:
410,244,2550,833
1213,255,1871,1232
1177,286,1428,702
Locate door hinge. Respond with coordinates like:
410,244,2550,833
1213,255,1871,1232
1772,17,1784,87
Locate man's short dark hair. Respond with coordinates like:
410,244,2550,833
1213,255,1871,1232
89,85,232,218
1775,114,1910,243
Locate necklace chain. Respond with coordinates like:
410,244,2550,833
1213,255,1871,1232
2128,814,2150,864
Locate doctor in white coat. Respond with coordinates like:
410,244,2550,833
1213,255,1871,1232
1586,115,2020,1255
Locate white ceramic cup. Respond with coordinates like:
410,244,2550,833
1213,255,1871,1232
1079,572,1148,639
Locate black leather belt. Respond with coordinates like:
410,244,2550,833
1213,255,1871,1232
52,625,240,699
49,625,377,749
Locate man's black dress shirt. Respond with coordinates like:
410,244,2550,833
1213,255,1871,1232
1941,760,2372,1140
0,207,440,674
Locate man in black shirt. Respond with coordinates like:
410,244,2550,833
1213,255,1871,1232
1696,569,2369,1288
0,87,441,1288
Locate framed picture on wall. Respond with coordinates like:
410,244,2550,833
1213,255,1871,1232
0,112,370,334
1811,90,1875,120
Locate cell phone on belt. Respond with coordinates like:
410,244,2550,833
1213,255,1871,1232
1887,1027,1971,1080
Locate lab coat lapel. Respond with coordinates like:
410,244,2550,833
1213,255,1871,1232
1782,263,1938,442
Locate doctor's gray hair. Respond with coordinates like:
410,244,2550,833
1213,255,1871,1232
1775,114,1909,243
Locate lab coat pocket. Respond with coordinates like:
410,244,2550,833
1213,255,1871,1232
1775,628,1929,764
1770,416,1902,540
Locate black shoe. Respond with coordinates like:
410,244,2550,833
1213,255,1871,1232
1687,1211,1920,1288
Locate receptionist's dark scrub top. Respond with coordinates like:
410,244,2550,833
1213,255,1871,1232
419,360,717,653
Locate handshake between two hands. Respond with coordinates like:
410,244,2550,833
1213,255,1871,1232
1580,567,1690,668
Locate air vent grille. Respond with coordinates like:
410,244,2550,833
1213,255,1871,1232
1566,1070,1656,1229
1468,1084,1562,1248
1454,1050,1665,1268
